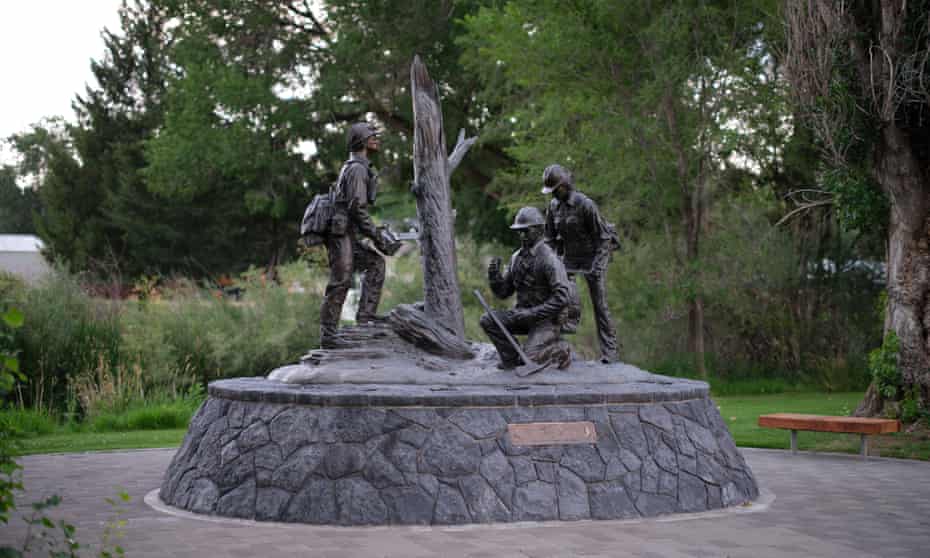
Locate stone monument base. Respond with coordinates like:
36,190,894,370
160,365,758,525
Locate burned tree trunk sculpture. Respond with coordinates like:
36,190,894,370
407,55,476,342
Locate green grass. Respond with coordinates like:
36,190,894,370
9,391,930,460
0,407,58,437
87,401,199,432
2,397,199,456
12,429,187,456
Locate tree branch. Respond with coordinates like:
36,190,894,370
775,199,834,227
285,1,328,36
446,128,477,178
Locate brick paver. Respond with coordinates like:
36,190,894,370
1,448,928,557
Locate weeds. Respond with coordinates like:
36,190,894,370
71,358,146,420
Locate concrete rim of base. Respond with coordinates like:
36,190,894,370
209,377,710,407
145,488,775,529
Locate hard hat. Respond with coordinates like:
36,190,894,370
510,206,546,229
541,164,573,194
347,122,380,152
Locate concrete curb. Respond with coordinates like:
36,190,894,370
144,487,775,531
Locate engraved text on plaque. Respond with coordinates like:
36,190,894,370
508,421,598,446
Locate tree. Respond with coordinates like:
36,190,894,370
461,0,780,375
142,1,327,276
784,0,930,415
29,1,173,277
0,167,39,235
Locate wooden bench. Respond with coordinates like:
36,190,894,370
758,413,900,457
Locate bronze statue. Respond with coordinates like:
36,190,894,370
318,122,399,346
542,164,620,363
480,207,573,371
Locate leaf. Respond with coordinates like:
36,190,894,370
1,308,23,329
2,358,18,374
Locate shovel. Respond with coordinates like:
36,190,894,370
474,290,551,377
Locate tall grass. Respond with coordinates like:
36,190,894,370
4,262,325,420
121,276,319,389
10,269,122,414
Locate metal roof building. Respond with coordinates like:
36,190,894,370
0,234,51,283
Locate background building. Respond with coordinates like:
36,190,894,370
0,234,50,283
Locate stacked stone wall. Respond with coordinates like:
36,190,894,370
161,388,758,525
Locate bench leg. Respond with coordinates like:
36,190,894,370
860,434,868,458
790,430,797,454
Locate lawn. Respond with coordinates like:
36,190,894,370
10,391,930,460
13,429,187,456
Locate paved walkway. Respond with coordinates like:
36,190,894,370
1,448,928,557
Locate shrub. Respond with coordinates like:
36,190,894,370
120,261,322,388
607,197,879,388
9,268,122,413
1,303,24,527
2,262,326,417
0,407,56,438
869,333,900,398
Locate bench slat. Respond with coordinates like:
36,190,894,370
758,413,900,435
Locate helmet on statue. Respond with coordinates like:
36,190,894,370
510,206,546,230
541,164,574,194
347,122,380,152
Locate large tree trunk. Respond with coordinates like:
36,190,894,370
409,56,474,340
856,126,930,415
857,126,930,415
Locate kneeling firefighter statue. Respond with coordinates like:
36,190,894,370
310,122,401,346
479,207,574,373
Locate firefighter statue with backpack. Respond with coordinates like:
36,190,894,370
300,122,401,347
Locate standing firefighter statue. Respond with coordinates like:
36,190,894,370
480,207,574,371
306,122,400,346
542,164,621,363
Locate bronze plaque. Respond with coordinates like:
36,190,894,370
508,421,598,446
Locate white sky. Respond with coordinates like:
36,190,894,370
0,1,122,163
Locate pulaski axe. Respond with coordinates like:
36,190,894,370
474,290,551,377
